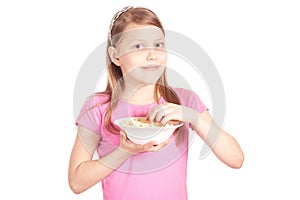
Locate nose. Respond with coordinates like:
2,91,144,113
146,48,157,61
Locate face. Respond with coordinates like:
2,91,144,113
112,24,167,85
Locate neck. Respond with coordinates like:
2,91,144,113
121,83,157,105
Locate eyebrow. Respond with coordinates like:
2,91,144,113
126,37,165,44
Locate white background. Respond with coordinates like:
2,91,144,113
1,0,299,199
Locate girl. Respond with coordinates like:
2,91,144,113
68,6,244,200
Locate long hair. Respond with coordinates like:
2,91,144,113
97,7,181,136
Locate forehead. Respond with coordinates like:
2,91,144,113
117,24,164,44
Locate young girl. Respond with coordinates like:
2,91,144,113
68,6,244,200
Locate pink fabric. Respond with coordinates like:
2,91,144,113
76,88,207,200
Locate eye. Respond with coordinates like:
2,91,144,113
134,44,143,49
155,42,165,48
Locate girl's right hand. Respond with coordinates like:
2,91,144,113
119,130,172,155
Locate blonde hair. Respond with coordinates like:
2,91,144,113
96,7,181,136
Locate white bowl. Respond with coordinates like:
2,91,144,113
114,117,183,145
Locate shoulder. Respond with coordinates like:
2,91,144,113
94,92,111,103
76,93,110,135
173,88,199,100
173,87,195,95
173,87,207,112
76,93,111,134
80,93,111,114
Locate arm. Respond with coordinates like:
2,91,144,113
148,103,244,169
68,125,171,194
190,110,244,169
68,125,130,194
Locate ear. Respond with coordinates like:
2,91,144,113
108,46,121,66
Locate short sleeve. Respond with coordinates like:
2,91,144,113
187,90,207,113
75,96,103,136
174,88,207,113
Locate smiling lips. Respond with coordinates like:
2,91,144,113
141,65,160,71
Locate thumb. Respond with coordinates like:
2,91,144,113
120,130,127,140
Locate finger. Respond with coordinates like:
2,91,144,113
154,107,173,123
142,140,157,151
120,130,127,140
160,137,172,147
155,110,166,123
162,113,183,126
168,120,181,125
147,141,169,152
160,114,173,126
120,130,135,145
156,104,180,123
148,104,166,122
147,137,172,152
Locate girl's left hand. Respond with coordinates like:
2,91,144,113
147,103,198,126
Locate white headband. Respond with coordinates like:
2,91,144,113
108,6,135,45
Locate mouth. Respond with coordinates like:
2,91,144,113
141,65,161,71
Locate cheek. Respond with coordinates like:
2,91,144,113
158,51,168,64
163,54,168,63
119,56,141,74
120,52,144,67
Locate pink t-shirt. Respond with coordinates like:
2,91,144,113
76,88,207,200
